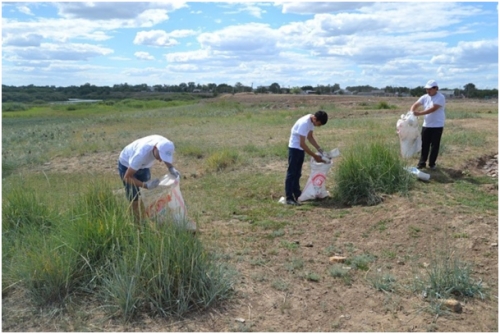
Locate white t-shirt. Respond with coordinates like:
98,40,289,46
288,114,314,150
119,135,167,170
418,92,446,128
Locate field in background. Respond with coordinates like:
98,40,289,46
2,94,498,331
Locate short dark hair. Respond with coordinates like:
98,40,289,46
315,110,328,125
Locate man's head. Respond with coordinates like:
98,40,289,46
154,139,175,163
313,110,328,126
424,80,439,96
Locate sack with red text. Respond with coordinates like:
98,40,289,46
141,174,196,232
297,148,340,202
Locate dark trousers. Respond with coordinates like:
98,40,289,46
419,127,443,167
285,147,305,201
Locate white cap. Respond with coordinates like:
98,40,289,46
424,80,438,89
157,139,175,163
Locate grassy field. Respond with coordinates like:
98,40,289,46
2,94,498,331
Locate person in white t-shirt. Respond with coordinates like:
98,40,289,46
410,80,446,170
285,110,328,205
118,134,180,222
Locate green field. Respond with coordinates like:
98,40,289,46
2,95,498,331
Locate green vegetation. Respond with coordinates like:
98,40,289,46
2,96,496,330
332,142,414,205
2,182,235,320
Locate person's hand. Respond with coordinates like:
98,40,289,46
313,154,324,163
144,178,160,190
169,166,181,178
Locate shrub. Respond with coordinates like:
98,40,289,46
2,187,54,231
103,221,235,319
205,149,239,172
332,142,414,205
2,102,28,112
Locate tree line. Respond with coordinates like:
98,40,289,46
2,81,497,104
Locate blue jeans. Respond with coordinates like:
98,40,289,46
285,147,305,201
118,161,151,202
419,127,443,168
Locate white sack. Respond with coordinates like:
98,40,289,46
397,111,421,158
297,148,340,202
141,174,196,231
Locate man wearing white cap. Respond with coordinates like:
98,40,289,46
410,80,446,170
118,134,180,222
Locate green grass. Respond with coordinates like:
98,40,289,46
2,96,497,329
332,141,414,205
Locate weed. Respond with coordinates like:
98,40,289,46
346,254,376,271
305,272,321,282
271,279,290,291
332,141,413,206
205,149,239,172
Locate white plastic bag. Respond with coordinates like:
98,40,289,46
397,111,421,158
141,174,196,231
297,148,340,202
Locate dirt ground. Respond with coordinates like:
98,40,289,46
2,94,498,332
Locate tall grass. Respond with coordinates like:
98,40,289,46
332,141,414,205
2,181,235,317
103,222,235,320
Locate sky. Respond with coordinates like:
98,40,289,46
2,1,498,90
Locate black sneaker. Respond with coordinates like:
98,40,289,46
286,199,300,206
429,165,437,170
417,164,426,169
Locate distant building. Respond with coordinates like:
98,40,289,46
439,89,455,98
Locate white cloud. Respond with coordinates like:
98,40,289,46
134,51,155,60
134,30,179,47
53,2,187,20
4,43,113,63
17,5,33,16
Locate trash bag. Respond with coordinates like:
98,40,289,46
297,148,340,202
397,111,421,158
141,174,196,231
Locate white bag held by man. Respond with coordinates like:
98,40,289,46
397,111,421,159
141,174,196,231
297,148,340,202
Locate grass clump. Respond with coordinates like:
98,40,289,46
205,149,239,172
332,141,414,205
2,181,235,320
104,222,235,320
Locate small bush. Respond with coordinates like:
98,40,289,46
346,254,376,271
332,142,414,205
376,101,394,109
103,221,235,319
2,102,28,112
2,187,54,231
205,149,239,172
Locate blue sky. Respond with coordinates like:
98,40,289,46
2,1,498,89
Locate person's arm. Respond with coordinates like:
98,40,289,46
164,161,180,178
307,131,322,152
300,133,323,162
123,167,146,188
413,104,442,116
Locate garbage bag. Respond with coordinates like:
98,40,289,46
297,148,340,202
141,174,196,231
397,111,421,158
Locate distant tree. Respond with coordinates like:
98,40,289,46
234,82,244,93
269,82,281,94
255,85,268,94
290,86,302,94
463,83,477,98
